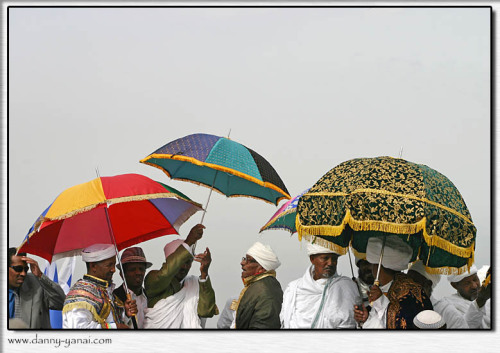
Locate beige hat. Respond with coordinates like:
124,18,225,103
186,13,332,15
164,239,192,259
81,244,115,263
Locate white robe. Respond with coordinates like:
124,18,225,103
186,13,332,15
62,283,128,329
143,275,202,329
280,265,360,329
361,281,392,329
434,292,490,329
217,296,237,329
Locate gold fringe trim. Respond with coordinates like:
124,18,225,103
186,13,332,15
299,234,348,255
306,188,474,225
19,192,203,248
141,154,291,201
296,210,475,260
422,229,474,258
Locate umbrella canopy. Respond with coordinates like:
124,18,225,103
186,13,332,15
296,156,476,275
260,189,309,234
18,173,202,262
140,133,290,205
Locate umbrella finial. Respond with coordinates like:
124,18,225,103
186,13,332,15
399,146,404,159
227,128,232,139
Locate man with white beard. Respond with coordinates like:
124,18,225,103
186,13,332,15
280,241,360,328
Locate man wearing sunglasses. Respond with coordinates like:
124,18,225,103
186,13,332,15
8,247,66,329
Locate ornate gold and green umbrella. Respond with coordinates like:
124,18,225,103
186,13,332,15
296,156,476,275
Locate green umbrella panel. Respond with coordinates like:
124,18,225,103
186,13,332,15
296,156,476,275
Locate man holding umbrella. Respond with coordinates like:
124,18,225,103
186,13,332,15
143,224,217,328
113,246,152,329
353,236,433,329
62,244,137,329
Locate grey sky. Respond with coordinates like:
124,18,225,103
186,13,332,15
5,4,492,349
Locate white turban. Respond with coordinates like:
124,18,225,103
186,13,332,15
366,236,412,271
447,264,478,283
408,260,441,289
413,310,446,329
164,239,192,259
307,242,340,256
247,242,281,271
81,244,115,263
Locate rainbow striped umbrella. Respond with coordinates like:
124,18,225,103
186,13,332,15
260,189,310,234
18,174,202,262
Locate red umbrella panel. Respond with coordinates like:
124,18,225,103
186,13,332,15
18,174,202,262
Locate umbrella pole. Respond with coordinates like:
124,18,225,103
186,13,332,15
103,205,138,330
348,247,364,329
194,170,219,252
374,236,388,287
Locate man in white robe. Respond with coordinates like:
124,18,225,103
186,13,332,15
62,244,137,329
280,241,360,329
433,264,491,329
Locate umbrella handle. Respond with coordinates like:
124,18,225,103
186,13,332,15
126,293,139,329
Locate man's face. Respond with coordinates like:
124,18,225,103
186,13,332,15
357,259,375,285
175,257,193,282
310,253,339,280
122,262,146,289
408,270,433,297
91,257,116,283
9,256,28,289
240,254,264,279
452,273,481,301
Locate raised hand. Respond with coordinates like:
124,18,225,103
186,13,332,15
185,224,206,246
21,256,42,278
194,247,212,280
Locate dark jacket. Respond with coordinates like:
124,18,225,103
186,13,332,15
236,276,283,329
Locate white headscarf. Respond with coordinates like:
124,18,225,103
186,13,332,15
408,260,441,289
306,242,340,256
447,264,478,283
247,242,281,271
366,236,412,271
81,244,115,263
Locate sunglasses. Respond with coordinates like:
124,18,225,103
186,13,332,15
10,265,29,273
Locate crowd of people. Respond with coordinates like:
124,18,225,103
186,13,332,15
8,224,491,330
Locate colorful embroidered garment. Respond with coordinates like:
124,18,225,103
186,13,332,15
386,273,433,329
63,275,124,328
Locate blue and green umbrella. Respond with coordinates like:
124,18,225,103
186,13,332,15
140,133,291,206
